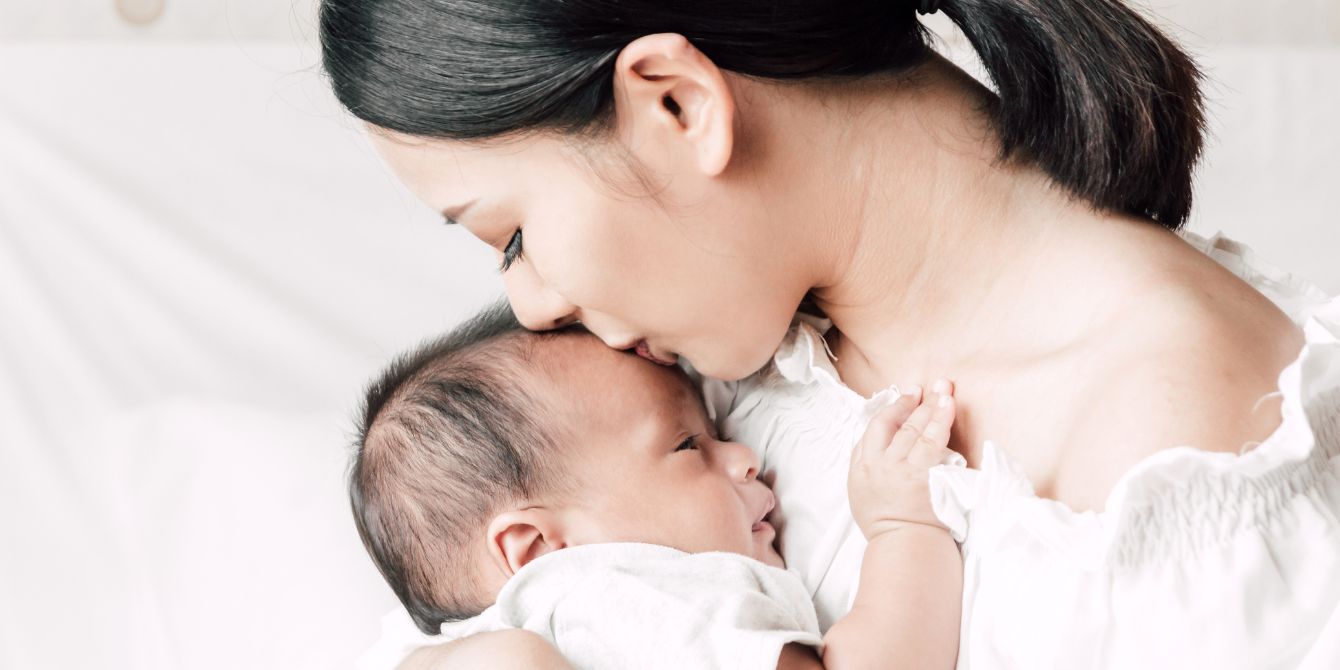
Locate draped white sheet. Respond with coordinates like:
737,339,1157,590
0,44,503,670
0,39,1335,670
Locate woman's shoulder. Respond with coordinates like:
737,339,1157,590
1051,253,1308,510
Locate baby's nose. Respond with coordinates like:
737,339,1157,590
717,440,760,482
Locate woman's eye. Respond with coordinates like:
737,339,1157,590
499,229,524,272
674,435,699,453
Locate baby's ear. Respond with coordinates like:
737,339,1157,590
485,509,567,577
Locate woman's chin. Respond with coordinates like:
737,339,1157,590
692,349,775,382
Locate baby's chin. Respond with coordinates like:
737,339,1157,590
755,536,786,569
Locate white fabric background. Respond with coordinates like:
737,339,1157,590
0,43,504,670
0,2,1336,669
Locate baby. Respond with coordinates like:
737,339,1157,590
350,302,963,670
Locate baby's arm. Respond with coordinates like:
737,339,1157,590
806,384,964,670
397,630,575,670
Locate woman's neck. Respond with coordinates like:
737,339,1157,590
773,54,1179,393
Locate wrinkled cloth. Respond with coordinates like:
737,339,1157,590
358,543,821,670
706,231,1340,668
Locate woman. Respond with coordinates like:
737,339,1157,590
321,0,1340,667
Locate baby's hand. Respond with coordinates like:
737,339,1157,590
848,381,957,539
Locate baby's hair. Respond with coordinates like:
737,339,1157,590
349,300,570,634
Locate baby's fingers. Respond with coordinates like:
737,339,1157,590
907,392,956,468
854,387,922,464
887,379,954,461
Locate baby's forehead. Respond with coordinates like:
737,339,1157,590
527,331,703,424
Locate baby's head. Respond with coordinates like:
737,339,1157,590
350,302,780,634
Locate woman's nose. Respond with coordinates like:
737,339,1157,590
503,267,578,331
713,440,760,483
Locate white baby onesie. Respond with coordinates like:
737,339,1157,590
358,543,822,670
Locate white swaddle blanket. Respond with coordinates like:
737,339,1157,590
359,543,821,670
707,231,1340,669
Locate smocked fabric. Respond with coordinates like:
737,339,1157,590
705,231,1340,668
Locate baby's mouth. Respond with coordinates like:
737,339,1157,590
751,492,777,532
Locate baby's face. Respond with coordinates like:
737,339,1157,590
541,335,783,568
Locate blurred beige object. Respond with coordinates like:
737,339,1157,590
115,0,166,26
0,0,317,40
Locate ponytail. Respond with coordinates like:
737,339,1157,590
941,0,1205,226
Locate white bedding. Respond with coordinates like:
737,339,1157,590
1,33,1336,670
0,44,502,670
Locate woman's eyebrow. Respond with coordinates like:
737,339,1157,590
441,199,478,226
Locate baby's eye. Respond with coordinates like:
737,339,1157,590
499,229,524,272
674,435,699,452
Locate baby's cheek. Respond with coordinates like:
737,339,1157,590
672,509,731,554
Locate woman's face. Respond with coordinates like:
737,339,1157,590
370,129,808,380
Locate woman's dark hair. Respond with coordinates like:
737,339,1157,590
320,0,1204,225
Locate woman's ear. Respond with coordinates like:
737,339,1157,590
485,509,567,578
611,33,736,177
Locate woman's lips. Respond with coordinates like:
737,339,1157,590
634,340,677,366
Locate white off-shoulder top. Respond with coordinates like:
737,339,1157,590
704,231,1340,669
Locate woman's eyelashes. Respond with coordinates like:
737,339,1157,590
673,435,700,453
499,229,524,272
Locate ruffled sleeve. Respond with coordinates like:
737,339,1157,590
919,232,1340,667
